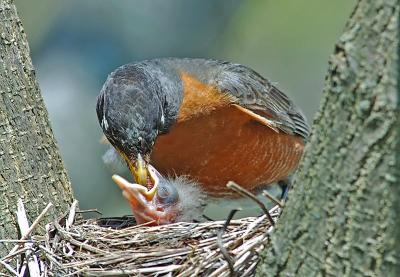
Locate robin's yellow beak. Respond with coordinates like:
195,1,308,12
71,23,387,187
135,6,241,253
132,154,148,186
123,153,149,187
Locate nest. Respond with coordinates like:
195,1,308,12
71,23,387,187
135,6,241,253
1,187,282,276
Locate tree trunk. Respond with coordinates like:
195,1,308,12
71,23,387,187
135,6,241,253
257,0,399,276
0,0,74,256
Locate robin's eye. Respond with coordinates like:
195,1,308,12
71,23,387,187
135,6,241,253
138,137,145,149
156,183,178,205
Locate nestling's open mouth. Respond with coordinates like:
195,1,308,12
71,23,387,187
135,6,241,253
112,164,160,202
112,165,179,225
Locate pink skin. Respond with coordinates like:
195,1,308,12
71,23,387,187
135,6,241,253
112,165,179,226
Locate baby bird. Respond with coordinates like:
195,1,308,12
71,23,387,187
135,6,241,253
112,164,206,225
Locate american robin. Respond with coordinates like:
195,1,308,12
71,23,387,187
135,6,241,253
97,58,309,222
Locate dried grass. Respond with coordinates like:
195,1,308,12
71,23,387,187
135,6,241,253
1,189,282,276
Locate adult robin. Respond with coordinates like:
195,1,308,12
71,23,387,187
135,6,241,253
97,58,309,223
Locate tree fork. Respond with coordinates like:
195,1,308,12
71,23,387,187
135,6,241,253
257,0,399,276
0,0,74,256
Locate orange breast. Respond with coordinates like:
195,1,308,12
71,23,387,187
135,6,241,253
151,105,304,197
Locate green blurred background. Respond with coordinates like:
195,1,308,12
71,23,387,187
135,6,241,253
15,0,356,219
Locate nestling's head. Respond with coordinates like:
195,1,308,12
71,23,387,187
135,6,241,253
112,164,206,225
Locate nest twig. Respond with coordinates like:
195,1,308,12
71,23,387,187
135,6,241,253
1,190,281,276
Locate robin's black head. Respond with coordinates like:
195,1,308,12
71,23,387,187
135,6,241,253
96,61,182,184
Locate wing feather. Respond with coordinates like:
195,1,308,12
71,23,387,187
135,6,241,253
212,62,310,140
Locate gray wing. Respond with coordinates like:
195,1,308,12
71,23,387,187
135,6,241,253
158,58,309,140
212,62,310,140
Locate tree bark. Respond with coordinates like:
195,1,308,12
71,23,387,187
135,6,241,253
0,0,74,256
257,0,399,276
